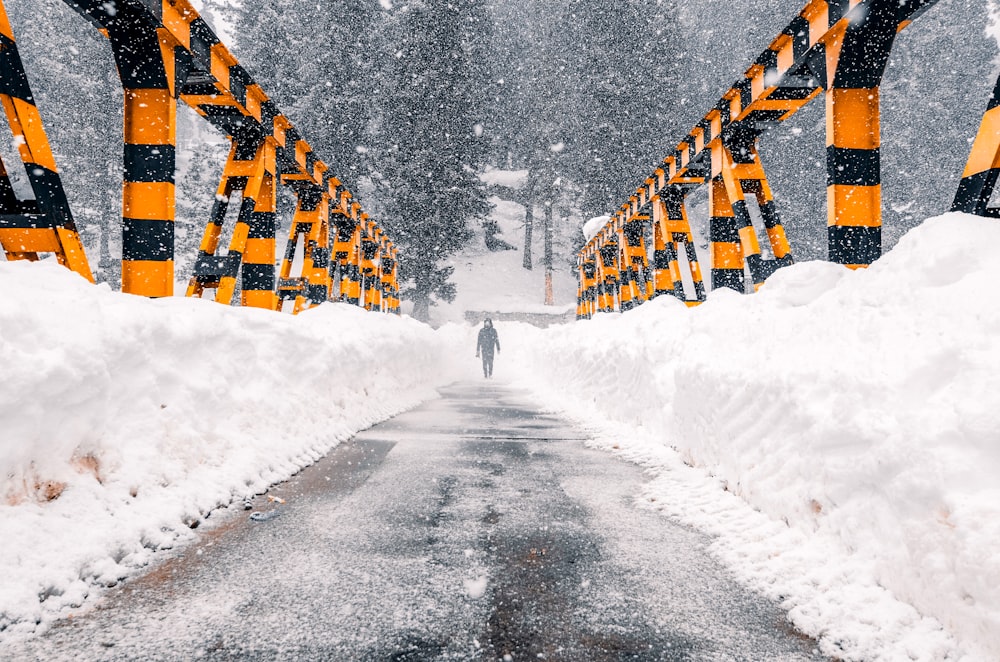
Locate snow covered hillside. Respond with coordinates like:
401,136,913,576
498,212,1000,661
432,194,579,325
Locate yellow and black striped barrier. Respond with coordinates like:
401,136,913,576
0,0,400,315
0,2,93,281
577,0,993,319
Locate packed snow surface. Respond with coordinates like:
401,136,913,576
0,262,464,638
500,212,1000,661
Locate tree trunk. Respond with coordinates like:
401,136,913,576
411,290,430,322
410,270,431,322
522,203,533,270
543,202,553,304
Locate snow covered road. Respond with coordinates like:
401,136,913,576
8,382,825,661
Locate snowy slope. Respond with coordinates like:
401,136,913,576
432,195,579,324
499,212,1000,661
0,262,467,639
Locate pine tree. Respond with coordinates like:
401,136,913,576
232,0,381,191
486,0,684,220
565,0,683,216
374,0,493,322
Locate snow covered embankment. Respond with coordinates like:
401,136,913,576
505,213,1000,661
0,262,463,639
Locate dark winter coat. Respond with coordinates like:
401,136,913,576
477,327,500,358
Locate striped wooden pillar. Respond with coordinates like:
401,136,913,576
617,229,636,312
302,195,332,309
651,207,674,299
0,1,92,280
338,222,362,305
280,190,331,314
106,7,178,296
652,192,706,302
826,87,881,268
709,176,745,292
580,258,597,318
597,240,619,313
379,237,394,313
195,139,276,309
719,149,767,291
187,141,249,300
953,74,1000,216
824,2,897,267
736,145,794,270
239,140,277,309
387,247,401,314
665,192,706,302
361,227,381,311
622,218,648,307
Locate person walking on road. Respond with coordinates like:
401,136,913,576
476,318,500,378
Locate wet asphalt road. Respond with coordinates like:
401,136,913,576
10,382,827,661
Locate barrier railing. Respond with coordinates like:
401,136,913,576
0,0,399,314
576,0,998,319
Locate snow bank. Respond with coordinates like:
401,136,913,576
479,166,529,189
0,262,464,639
582,215,610,241
503,213,1000,660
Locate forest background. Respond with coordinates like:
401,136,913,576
2,0,996,318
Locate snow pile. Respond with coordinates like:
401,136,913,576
479,167,529,190
582,215,610,241
0,262,464,638
503,212,1000,660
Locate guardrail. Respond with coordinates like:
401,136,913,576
576,0,999,319
0,0,399,313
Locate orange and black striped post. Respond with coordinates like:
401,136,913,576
621,218,648,309
653,192,706,303
578,258,597,319
277,191,311,306
385,245,401,314
379,235,394,313
105,4,178,296
719,146,767,291
824,1,898,268
709,175,744,292
334,204,362,305
617,230,635,312
285,189,331,314
0,1,92,280
277,187,328,312
728,141,794,273
597,238,619,313
651,213,676,299
187,140,251,301
594,242,608,312
187,139,277,308
239,140,278,309
360,222,381,311
953,74,1000,216
300,203,331,311
642,226,653,301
